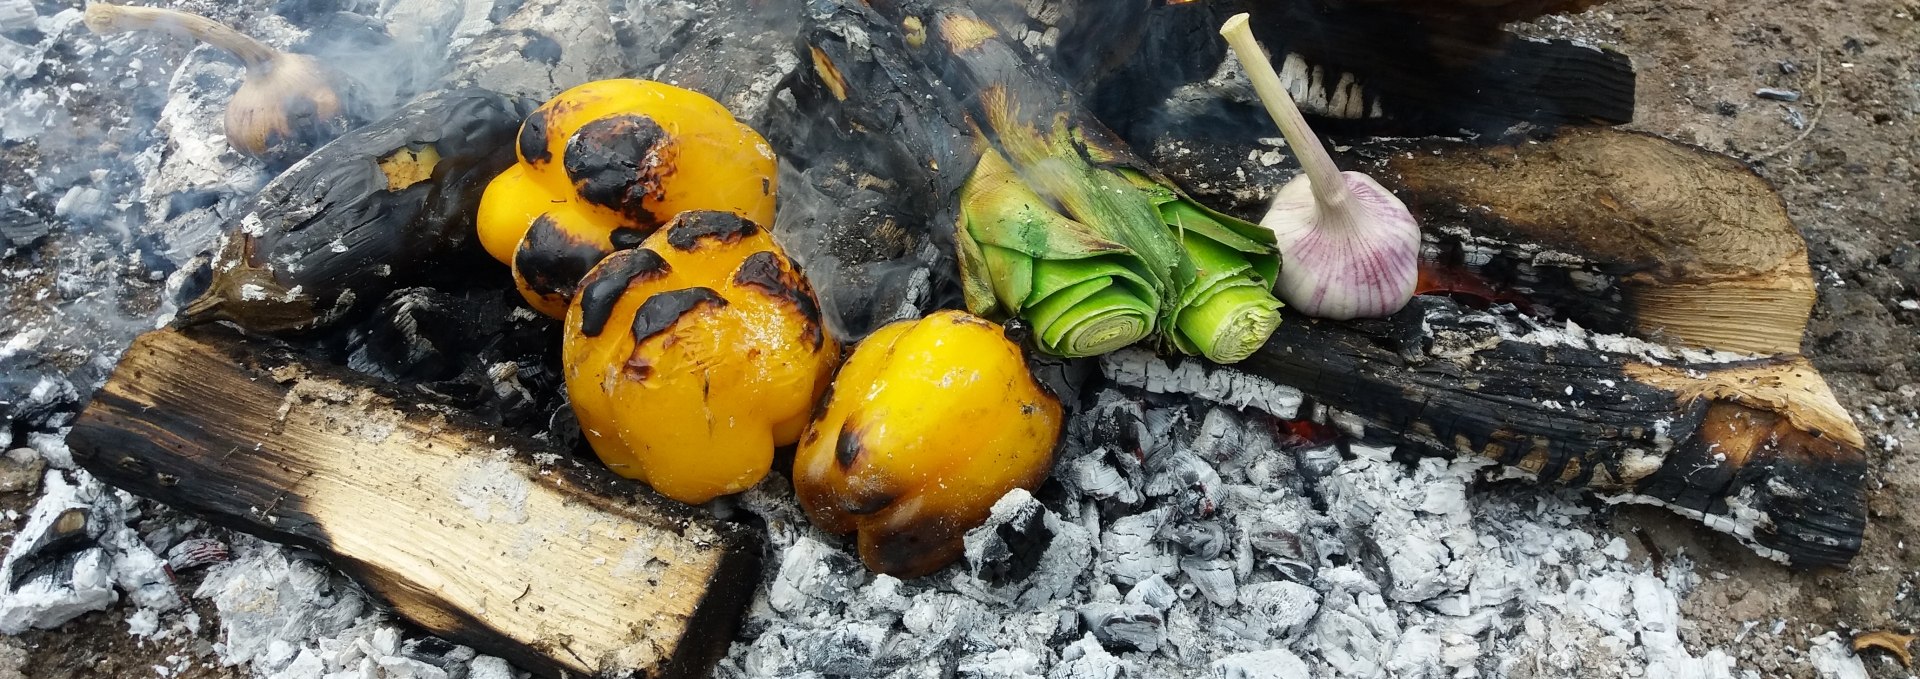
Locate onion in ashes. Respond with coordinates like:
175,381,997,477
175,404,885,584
1220,14,1420,320
86,2,354,166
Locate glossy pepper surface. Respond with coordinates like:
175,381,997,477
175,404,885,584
563,211,838,504
793,310,1064,578
477,79,778,317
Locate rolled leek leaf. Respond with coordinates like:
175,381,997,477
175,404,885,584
959,148,1158,357
929,7,1283,362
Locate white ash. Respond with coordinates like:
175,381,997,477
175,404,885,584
1099,348,1302,418
717,388,1746,678
1806,632,1869,679
0,466,184,634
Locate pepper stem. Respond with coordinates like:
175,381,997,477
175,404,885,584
85,2,280,74
1220,14,1346,209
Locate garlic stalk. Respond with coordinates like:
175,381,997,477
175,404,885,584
86,2,354,165
1219,14,1420,321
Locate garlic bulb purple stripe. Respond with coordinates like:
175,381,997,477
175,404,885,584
1263,170,1420,320
1221,14,1421,321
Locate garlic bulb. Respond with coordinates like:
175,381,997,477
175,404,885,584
1220,14,1420,321
86,2,353,165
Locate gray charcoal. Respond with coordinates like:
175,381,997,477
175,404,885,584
769,536,866,615
1060,451,1141,505
957,648,1045,679
902,592,995,650
1077,602,1164,653
1048,634,1123,679
1098,349,1303,418
1169,521,1230,561
1180,557,1237,607
440,0,625,101
1210,649,1311,679
166,537,231,571
1293,444,1342,479
792,621,893,676
1188,408,1245,467
1101,508,1177,586
1755,87,1801,102
0,0,34,31
960,489,1094,608
1144,450,1221,518
1123,575,1177,611
0,447,45,493
1235,581,1319,641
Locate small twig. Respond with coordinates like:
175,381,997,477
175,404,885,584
1751,48,1825,161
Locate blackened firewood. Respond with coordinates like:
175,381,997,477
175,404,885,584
929,0,1632,142
175,88,531,335
67,326,760,679
1232,297,1866,568
764,0,979,338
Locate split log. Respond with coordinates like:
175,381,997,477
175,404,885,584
1380,128,1817,357
66,326,760,679
780,0,1866,566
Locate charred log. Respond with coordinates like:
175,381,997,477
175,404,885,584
1379,128,1816,357
1230,298,1863,567
983,0,1634,138
66,327,759,679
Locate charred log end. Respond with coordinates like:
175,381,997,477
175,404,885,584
1623,266,1815,356
1625,358,1868,567
1388,127,1815,356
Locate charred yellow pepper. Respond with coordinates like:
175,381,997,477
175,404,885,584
793,310,1064,578
477,79,778,317
563,211,838,504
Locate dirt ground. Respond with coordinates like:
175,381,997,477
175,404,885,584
1,0,1916,677
1515,0,1920,676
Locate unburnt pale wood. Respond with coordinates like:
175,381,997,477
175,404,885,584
67,327,759,679
1386,128,1817,357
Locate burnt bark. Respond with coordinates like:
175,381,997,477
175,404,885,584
1239,298,1866,567
66,326,760,679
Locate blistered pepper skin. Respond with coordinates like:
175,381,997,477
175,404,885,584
793,310,1064,578
477,79,778,317
563,211,838,504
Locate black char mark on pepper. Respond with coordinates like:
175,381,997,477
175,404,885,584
733,250,825,348
834,421,865,471
515,214,610,304
576,248,672,337
630,287,729,349
609,227,648,250
565,114,672,228
517,106,552,165
665,211,760,251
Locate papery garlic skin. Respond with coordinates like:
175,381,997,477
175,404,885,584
1263,170,1421,321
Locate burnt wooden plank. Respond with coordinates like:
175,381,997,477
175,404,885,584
1233,297,1867,567
67,327,759,679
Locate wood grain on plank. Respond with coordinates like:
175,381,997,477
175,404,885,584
68,327,758,679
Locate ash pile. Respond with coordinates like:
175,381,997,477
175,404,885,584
720,368,1749,679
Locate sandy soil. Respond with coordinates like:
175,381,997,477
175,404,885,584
0,0,1915,677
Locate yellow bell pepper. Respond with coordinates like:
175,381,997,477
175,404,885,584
477,79,778,317
562,211,838,504
792,310,1064,577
